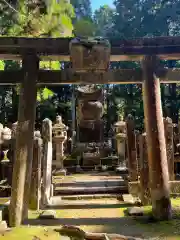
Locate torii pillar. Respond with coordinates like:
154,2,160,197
9,53,38,227
142,55,172,220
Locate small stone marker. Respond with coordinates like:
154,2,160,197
122,194,136,204
55,169,67,176
126,207,144,216
0,221,8,231
38,210,56,219
116,166,128,173
75,165,83,173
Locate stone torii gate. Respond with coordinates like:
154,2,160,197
0,36,179,226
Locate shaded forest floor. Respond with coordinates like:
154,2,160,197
0,198,180,240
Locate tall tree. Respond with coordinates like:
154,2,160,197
70,0,92,19
8,0,74,37
93,5,115,36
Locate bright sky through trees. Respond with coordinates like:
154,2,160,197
91,0,114,11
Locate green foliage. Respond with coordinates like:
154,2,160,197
73,19,96,36
0,60,5,70
8,0,74,37
39,61,60,70
37,88,54,102
0,0,74,124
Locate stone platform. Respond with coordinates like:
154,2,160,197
53,171,128,196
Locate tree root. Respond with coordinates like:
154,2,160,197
54,225,142,240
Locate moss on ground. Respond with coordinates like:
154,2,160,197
0,198,180,239
0,226,60,240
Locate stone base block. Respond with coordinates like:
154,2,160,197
0,221,8,231
50,184,54,198
128,181,141,198
0,204,9,225
128,181,180,198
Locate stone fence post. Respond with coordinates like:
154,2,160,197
29,131,42,210
126,114,138,181
42,118,53,206
139,133,151,205
164,117,174,181
11,122,18,164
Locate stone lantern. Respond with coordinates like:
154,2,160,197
69,37,111,73
114,119,126,167
1,127,12,163
2,127,11,141
52,115,68,169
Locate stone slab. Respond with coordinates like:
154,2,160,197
122,194,136,204
126,207,144,216
54,186,128,195
38,210,56,219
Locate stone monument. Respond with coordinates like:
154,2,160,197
76,85,104,143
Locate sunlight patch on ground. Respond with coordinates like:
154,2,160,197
0,198,180,239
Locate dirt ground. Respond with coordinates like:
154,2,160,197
1,198,180,240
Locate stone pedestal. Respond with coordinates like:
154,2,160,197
116,133,126,166
54,137,66,168
114,119,126,167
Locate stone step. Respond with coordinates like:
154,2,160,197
59,194,123,200
53,166,128,173
54,185,128,195
54,179,126,188
48,196,126,207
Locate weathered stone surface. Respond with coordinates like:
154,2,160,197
116,166,128,173
128,181,141,198
0,205,9,225
122,194,135,204
122,194,141,205
126,115,138,181
75,165,83,173
114,119,126,166
42,118,53,206
101,165,108,171
53,115,68,169
0,221,7,231
126,207,144,216
139,133,151,206
164,117,174,181
29,133,42,211
55,169,67,176
170,181,180,194
38,210,56,219
129,180,180,198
